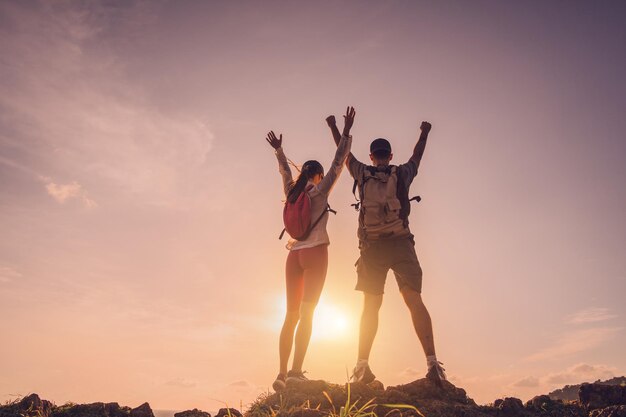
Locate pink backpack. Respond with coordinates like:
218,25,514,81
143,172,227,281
279,186,336,240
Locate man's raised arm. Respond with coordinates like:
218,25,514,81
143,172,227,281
410,121,432,166
326,106,357,165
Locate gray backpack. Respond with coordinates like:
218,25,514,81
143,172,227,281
352,165,420,240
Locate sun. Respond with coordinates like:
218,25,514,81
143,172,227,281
271,295,356,342
311,300,352,341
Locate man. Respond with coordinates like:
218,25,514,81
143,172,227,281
327,111,446,385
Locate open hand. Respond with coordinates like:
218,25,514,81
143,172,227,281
265,131,282,149
343,106,356,135
420,121,432,133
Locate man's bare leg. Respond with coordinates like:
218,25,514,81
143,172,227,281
400,287,435,356
358,293,384,360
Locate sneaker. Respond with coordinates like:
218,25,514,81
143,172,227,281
426,361,447,386
351,365,376,384
272,373,286,392
286,370,309,385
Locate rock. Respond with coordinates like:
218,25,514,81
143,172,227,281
51,402,130,417
494,397,524,416
130,403,154,417
21,394,54,417
347,381,385,402
526,394,553,409
589,405,626,417
65,403,107,417
275,410,324,417
0,394,54,417
579,383,626,410
104,403,129,417
175,410,210,417
388,378,474,405
215,409,242,417
368,380,385,391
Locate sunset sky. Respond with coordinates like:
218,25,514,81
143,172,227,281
1,0,625,411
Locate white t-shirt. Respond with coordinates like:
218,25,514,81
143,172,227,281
275,134,352,250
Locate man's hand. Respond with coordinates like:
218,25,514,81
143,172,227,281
265,131,282,150
420,121,432,134
343,106,356,136
326,115,336,127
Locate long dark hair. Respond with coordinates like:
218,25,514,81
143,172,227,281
287,160,324,203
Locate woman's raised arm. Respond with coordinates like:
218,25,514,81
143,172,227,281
266,131,293,197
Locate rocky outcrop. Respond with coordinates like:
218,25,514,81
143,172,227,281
247,378,489,417
579,383,626,411
246,378,626,417
0,397,151,417
0,394,54,417
130,404,154,417
588,405,626,417
550,378,626,403
174,409,211,417
215,409,243,417
53,402,131,417
2,379,626,417
493,397,524,416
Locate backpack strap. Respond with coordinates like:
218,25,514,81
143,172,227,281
396,167,421,223
310,204,336,230
288,203,336,241
351,179,360,211
351,166,380,211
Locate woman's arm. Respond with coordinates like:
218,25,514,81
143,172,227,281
317,107,356,195
317,134,352,196
266,131,293,197
327,115,357,168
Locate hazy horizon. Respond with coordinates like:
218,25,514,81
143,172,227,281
1,0,625,411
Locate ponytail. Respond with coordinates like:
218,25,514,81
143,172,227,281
287,160,324,203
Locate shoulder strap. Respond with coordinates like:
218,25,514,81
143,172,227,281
351,179,360,210
396,166,421,221
292,204,337,241
351,166,380,211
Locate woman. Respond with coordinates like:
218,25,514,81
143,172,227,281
265,106,355,391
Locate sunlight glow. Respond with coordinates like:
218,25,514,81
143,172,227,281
271,295,355,342
311,301,351,341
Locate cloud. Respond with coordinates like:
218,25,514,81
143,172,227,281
44,179,96,208
46,181,81,203
0,2,214,207
228,380,252,388
0,266,22,283
525,327,623,362
224,380,264,396
165,378,197,388
512,376,540,388
567,308,618,324
544,363,616,385
399,367,420,378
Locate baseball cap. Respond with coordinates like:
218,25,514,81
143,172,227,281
370,138,392,154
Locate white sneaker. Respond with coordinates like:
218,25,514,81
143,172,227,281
351,365,376,384
426,361,447,385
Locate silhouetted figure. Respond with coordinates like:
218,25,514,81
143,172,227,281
266,106,355,391
327,113,446,386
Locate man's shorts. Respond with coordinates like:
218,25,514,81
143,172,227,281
355,237,422,295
